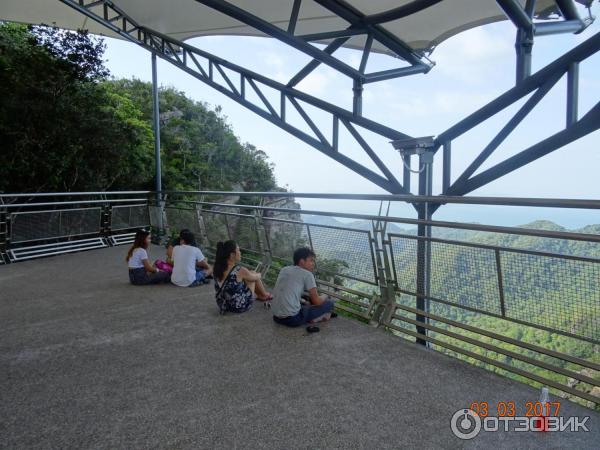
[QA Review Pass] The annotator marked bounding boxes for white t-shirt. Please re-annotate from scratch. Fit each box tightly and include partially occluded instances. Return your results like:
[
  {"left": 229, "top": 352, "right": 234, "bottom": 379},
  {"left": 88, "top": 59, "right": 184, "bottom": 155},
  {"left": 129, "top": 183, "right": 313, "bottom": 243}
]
[
  {"left": 128, "top": 248, "right": 148, "bottom": 269},
  {"left": 272, "top": 265, "right": 316, "bottom": 317},
  {"left": 171, "top": 245, "right": 205, "bottom": 287}
]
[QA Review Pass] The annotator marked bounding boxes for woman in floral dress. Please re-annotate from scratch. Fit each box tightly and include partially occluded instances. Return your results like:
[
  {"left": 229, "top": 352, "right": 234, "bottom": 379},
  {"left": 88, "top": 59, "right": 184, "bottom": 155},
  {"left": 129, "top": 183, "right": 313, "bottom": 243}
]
[{"left": 213, "top": 240, "right": 272, "bottom": 313}]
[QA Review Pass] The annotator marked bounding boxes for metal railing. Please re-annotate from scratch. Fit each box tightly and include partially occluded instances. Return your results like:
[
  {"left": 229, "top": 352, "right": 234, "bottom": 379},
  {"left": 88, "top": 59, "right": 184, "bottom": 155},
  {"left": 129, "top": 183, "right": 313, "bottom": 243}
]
[
  {"left": 0, "top": 192, "right": 152, "bottom": 262},
  {"left": 1, "top": 190, "right": 599, "bottom": 407}
]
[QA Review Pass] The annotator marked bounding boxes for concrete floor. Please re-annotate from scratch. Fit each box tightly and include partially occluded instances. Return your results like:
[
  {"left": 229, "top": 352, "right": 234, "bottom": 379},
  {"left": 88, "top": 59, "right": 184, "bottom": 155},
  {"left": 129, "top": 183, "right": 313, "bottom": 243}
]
[{"left": 1, "top": 245, "right": 598, "bottom": 449}]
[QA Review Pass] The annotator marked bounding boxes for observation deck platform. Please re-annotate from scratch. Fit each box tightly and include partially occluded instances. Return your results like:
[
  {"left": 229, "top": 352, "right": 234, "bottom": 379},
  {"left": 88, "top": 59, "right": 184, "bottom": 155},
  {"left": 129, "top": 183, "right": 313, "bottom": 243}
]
[{"left": 1, "top": 245, "right": 598, "bottom": 449}]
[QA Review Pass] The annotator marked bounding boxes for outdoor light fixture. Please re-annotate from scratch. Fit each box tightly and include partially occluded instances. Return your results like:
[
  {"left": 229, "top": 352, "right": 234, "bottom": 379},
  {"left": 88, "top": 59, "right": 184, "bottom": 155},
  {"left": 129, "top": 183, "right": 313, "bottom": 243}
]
[
  {"left": 391, "top": 136, "right": 435, "bottom": 157},
  {"left": 391, "top": 136, "right": 435, "bottom": 173}
]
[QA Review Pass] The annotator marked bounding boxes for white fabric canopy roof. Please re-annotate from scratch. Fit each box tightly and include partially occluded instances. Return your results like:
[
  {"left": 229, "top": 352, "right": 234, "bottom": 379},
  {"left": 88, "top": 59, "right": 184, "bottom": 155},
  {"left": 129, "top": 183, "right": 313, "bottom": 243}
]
[{"left": 1, "top": 0, "right": 560, "bottom": 54}]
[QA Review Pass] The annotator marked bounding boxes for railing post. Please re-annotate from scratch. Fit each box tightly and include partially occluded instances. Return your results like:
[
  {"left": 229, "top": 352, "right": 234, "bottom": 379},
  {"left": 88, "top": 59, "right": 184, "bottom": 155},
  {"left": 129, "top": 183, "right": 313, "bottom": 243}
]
[
  {"left": 0, "top": 198, "right": 9, "bottom": 263},
  {"left": 254, "top": 208, "right": 271, "bottom": 276},
  {"left": 495, "top": 249, "right": 506, "bottom": 317},
  {"left": 148, "top": 192, "right": 169, "bottom": 245},
  {"left": 370, "top": 208, "right": 397, "bottom": 326},
  {"left": 224, "top": 214, "right": 232, "bottom": 240},
  {"left": 195, "top": 201, "right": 211, "bottom": 250},
  {"left": 101, "top": 204, "right": 112, "bottom": 240},
  {"left": 100, "top": 194, "right": 112, "bottom": 243}
]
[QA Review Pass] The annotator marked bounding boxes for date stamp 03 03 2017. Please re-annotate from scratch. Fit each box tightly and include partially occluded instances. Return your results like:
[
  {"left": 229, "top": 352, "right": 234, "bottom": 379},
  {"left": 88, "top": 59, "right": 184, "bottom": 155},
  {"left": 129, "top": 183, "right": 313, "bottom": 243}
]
[
  {"left": 450, "top": 399, "right": 592, "bottom": 440},
  {"left": 468, "top": 400, "right": 561, "bottom": 418}
]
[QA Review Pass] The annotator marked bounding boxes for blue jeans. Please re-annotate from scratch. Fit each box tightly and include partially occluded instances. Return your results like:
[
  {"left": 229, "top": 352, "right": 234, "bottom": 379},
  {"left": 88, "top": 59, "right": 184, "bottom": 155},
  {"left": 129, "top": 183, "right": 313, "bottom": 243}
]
[
  {"left": 273, "top": 299, "right": 334, "bottom": 327},
  {"left": 188, "top": 269, "right": 207, "bottom": 287}
]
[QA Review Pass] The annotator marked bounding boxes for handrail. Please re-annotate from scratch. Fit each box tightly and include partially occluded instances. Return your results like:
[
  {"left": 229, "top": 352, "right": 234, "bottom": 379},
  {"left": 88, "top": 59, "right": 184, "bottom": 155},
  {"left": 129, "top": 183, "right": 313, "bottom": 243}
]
[
  {"left": 183, "top": 200, "right": 600, "bottom": 243},
  {"left": 4, "top": 198, "right": 150, "bottom": 209},
  {"left": 5, "top": 190, "right": 599, "bottom": 209},
  {"left": 0, "top": 191, "right": 151, "bottom": 198},
  {"left": 163, "top": 190, "right": 600, "bottom": 209}
]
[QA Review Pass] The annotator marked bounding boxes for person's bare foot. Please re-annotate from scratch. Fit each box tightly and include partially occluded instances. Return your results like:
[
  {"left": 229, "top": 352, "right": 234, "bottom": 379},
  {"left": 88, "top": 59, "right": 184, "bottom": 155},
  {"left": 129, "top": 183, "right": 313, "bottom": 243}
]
[
  {"left": 309, "top": 313, "right": 331, "bottom": 323},
  {"left": 256, "top": 293, "right": 273, "bottom": 301}
]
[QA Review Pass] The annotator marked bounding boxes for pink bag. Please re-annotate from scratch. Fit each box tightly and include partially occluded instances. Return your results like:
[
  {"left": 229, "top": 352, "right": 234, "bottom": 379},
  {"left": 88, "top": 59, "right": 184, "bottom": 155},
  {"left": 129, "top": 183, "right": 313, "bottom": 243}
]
[{"left": 154, "top": 259, "right": 173, "bottom": 273}]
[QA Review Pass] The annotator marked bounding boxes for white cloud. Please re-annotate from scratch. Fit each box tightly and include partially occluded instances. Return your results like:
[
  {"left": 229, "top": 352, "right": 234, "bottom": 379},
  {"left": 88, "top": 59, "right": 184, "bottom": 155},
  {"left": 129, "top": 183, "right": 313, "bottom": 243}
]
[
  {"left": 433, "top": 24, "right": 513, "bottom": 83},
  {"left": 296, "top": 71, "right": 333, "bottom": 95},
  {"left": 258, "top": 51, "right": 286, "bottom": 71},
  {"left": 370, "top": 86, "right": 492, "bottom": 119}
]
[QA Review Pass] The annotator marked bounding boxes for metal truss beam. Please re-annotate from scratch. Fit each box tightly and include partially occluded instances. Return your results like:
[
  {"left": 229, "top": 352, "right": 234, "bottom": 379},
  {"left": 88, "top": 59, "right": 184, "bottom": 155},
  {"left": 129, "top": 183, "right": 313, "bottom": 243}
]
[
  {"left": 193, "top": 0, "right": 363, "bottom": 81},
  {"left": 436, "top": 31, "right": 600, "bottom": 200},
  {"left": 496, "top": 0, "right": 534, "bottom": 31},
  {"left": 194, "top": 0, "right": 431, "bottom": 88},
  {"left": 454, "top": 101, "right": 600, "bottom": 195},
  {"left": 447, "top": 73, "right": 562, "bottom": 194},
  {"left": 313, "top": 0, "right": 426, "bottom": 66},
  {"left": 59, "top": 0, "right": 410, "bottom": 194},
  {"left": 287, "top": 36, "right": 350, "bottom": 87},
  {"left": 556, "top": 0, "right": 583, "bottom": 21},
  {"left": 437, "top": 31, "right": 600, "bottom": 145},
  {"left": 287, "top": 0, "right": 302, "bottom": 34},
  {"left": 298, "top": 28, "right": 364, "bottom": 41}
]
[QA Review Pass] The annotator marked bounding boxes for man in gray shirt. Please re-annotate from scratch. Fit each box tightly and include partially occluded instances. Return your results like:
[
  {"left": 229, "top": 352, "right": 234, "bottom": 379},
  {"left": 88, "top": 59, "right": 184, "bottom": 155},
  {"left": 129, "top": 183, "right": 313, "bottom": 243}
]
[{"left": 272, "top": 247, "right": 335, "bottom": 327}]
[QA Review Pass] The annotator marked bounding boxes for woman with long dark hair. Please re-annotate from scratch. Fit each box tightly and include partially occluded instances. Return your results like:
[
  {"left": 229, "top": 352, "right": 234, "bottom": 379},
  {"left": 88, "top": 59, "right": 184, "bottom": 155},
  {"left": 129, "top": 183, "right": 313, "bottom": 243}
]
[
  {"left": 213, "top": 240, "right": 271, "bottom": 313},
  {"left": 126, "top": 229, "right": 171, "bottom": 285}
]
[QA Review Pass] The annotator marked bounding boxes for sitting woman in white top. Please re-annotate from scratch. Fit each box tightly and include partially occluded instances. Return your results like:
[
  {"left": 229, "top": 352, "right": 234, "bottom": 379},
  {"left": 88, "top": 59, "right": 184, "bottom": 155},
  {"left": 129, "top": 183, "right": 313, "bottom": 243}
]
[
  {"left": 126, "top": 229, "right": 171, "bottom": 285},
  {"left": 171, "top": 230, "right": 213, "bottom": 287}
]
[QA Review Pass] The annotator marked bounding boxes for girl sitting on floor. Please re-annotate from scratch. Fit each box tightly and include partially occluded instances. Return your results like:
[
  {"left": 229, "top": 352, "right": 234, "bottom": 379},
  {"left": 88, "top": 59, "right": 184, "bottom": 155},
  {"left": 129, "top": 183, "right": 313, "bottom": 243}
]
[
  {"left": 126, "top": 229, "right": 171, "bottom": 285},
  {"left": 213, "top": 240, "right": 271, "bottom": 314}
]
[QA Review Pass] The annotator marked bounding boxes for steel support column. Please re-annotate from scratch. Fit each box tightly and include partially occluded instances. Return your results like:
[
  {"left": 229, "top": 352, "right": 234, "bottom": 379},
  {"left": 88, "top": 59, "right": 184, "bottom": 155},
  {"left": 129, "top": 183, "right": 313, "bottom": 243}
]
[
  {"left": 514, "top": 0, "right": 535, "bottom": 83},
  {"left": 416, "top": 150, "right": 434, "bottom": 346},
  {"left": 151, "top": 53, "right": 164, "bottom": 233},
  {"left": 515, "top": 28, "right": 533, "bottom": 83},
  {"left": 353, "top": 79, "right": 363, "bottom": 116},
  {"left": 567, "top": 62, "right": 579, "bottom": 127}
]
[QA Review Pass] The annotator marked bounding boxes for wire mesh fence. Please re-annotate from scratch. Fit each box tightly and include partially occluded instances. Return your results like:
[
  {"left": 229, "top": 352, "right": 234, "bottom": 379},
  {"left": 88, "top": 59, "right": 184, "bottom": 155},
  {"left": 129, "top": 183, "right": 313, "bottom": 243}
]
[
  {"left": 263, "top": 218, "right": 309, "bottom": 262},
  {"left": 164, "top": 207, "right": 202, "bottom": 237},
  {"left": 111, "top": 205, "right": 150, "bottom": 231},
  {"left": 148, "top": 206, "right": 163, "bottom": 229},
  {"left": 500, "top": 251, "right": 600, "bottom": 342},
  {"left": 388, "top": 233, "right": 600, "bottom": 343},
  {"left": 429, "top": 240, "right": 501, "bottom": 315},
  {"left": 10, "top": 208, "right": 101, "bottom": 243},
  {"left": 227, "top": 215, "right": 261, "bottom": 253},
  {"left": 307, "top": 224, "right": 376, "bottom": 285},
  {"left": 200, "top": 210, "right": 230, "bottom": 248},
  {"left": 388, "top": 234, "right": 417, "bottom": 293}
]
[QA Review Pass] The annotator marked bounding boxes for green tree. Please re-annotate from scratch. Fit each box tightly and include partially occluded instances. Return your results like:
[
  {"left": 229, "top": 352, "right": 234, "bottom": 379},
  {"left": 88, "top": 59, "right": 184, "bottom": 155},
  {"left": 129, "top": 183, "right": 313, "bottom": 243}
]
[
  {"left": 0, "top": 24, "right": 154, "bottom": 192},
  {"left": 107, "top": 79, "right": 278, "bottom": 192}
]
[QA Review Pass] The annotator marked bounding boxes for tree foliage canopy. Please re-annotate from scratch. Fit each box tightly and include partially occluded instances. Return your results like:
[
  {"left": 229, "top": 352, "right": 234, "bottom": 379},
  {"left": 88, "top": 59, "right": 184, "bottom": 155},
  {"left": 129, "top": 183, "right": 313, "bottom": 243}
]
[{"left": 0, "top": 24, "right": 278, "bottom": 193}]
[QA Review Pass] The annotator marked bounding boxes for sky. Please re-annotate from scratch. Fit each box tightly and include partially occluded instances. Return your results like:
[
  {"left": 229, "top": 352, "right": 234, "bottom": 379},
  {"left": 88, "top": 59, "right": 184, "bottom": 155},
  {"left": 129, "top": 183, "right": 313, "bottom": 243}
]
[{"left": 101, "top": 5, "right": 600, "bottom": 229}]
